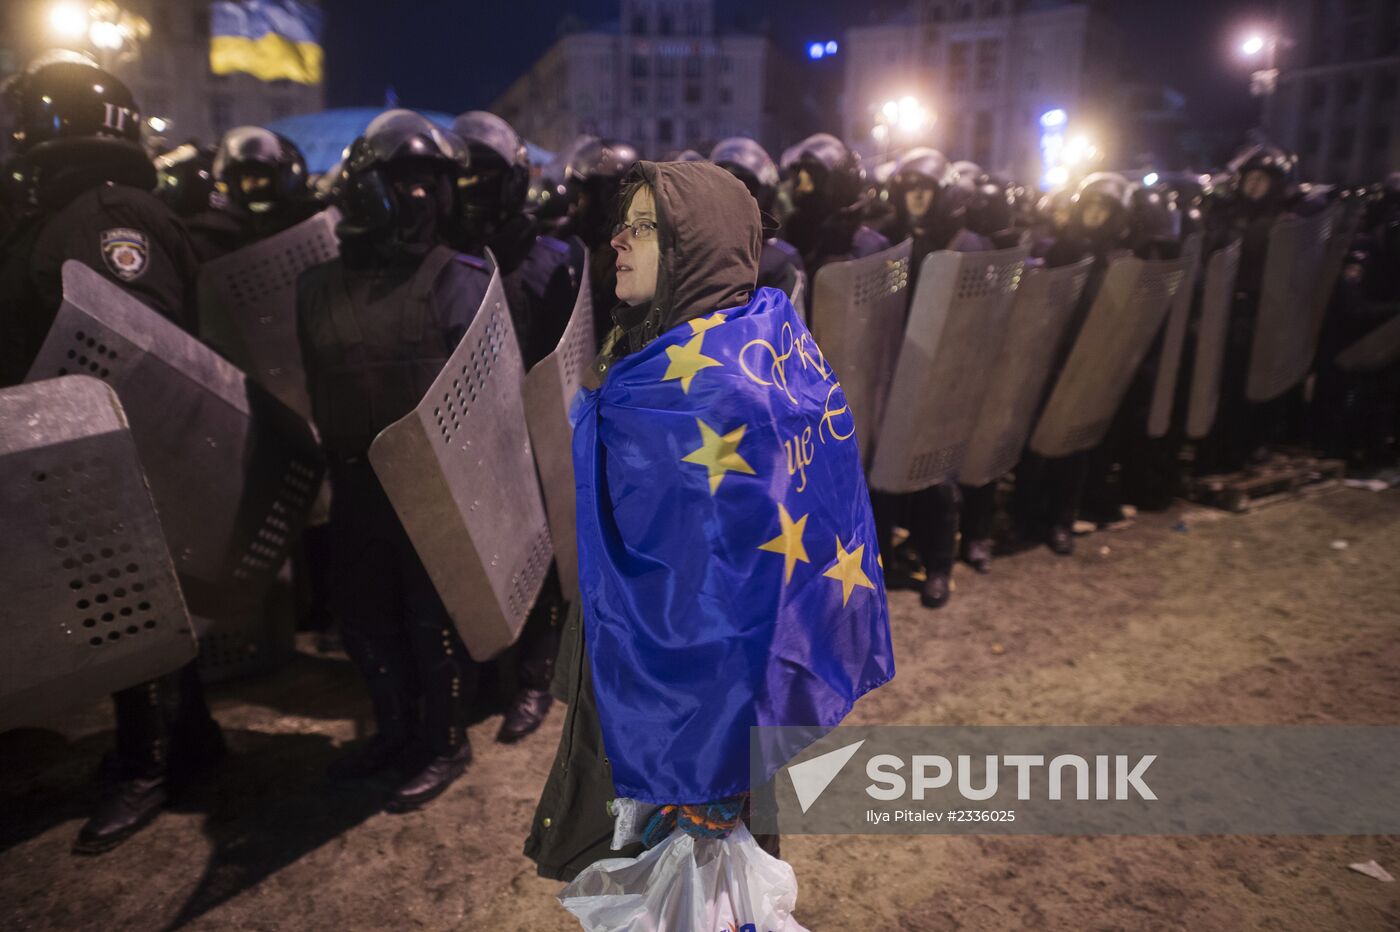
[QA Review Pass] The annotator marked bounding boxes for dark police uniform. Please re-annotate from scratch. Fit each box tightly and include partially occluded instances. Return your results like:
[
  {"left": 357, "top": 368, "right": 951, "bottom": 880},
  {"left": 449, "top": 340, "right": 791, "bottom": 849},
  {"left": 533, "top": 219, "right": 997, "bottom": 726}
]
[{"left": 297, "top": 245, "right": 491, "bottom": 764}]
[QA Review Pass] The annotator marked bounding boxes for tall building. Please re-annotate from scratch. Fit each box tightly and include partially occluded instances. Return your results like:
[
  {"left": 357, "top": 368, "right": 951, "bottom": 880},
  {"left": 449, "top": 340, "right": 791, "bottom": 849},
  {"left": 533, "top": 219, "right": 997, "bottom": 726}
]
[
  {"left": 1265, "top": 0, "right": 1400, "bottom": 183},
  {"left": 0, "top": 0, "right": 324, "bottom": 156},
  {"left": 492, "top": 0, "right": 811, "bottom": 159},
  {"left": 842, "top": 0, "right": 1121, "bottom": 182}
]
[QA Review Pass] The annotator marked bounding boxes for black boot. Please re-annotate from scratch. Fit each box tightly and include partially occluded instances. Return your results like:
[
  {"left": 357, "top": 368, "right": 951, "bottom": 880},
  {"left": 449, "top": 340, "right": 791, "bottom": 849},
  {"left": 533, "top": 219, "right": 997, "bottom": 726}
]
[
  {"left": 497, "top": 688, "right": 554, "bottom": 743},
  {"left": 920, "top": 573, "right": 951, "bottom": 609},
  {"left": 73, "top": 774, "right": 167, "bottom": 855},
  {"left": 386, "top": 739, "right": 473, "bottom": 813},
  {"left": 1047, "top": 524, "right": 1075, "bottom": 555},
  {"left": 961, "top": 539, "right": 994, "bottom": 574}
]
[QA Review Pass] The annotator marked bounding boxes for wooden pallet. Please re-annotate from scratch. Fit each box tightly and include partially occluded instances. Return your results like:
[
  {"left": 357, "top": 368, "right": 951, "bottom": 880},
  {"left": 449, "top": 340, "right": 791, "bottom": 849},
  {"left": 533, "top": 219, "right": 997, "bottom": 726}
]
[{"left": 1186, "top": 454, "right": 1347, "bottom": 512}]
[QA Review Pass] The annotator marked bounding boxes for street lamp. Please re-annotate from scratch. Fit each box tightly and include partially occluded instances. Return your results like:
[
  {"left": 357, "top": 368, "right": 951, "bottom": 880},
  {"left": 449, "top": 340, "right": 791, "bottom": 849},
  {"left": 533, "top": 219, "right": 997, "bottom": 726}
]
[{"left": 48, "top": 3, "right": 88, "bottom": 39}]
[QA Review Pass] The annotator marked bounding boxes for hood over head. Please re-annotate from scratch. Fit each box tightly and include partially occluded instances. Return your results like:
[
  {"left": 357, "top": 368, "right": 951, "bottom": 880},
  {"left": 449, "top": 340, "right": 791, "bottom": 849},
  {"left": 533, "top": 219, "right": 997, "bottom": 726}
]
[{"left": 625, "top": 159, "right": 761, "bottom": 336}]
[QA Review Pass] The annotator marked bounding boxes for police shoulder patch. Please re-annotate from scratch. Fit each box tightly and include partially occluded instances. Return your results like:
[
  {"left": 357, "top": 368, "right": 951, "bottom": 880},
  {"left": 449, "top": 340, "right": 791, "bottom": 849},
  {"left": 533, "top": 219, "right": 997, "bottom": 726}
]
[{"left": 100, "top": 228, "right": 149, "bottom": 282}]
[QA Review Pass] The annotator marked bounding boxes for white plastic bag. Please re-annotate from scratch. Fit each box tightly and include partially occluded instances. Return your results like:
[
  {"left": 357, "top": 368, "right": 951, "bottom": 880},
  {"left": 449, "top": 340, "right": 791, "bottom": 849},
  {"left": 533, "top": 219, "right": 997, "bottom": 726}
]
[{"left": 558, "top": 823, "right": 809, "bottom": 932}]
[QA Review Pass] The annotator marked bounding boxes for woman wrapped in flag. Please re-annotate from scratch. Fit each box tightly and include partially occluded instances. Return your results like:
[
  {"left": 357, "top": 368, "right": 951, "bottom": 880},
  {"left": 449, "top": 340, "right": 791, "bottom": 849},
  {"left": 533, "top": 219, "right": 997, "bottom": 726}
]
[{"left": 524, "top": 159, "right": 894, "bottom": 880}]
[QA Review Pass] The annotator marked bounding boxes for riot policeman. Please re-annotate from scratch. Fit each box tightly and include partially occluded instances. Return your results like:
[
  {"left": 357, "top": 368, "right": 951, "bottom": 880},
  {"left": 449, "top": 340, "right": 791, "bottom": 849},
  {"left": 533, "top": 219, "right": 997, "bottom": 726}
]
[
  {"left": 779, "top": 133, "right": 889, "bottom": 280},
  {"left": 1014, "top": 172, "right": 1132, "bottom": 554},
  {"left": 881, "top": 147, "right": 996, "bottom": 607},
  {"left": 450, "top": 109, "right": 578, "bottom": 743},
  {"left": 152, "top": 143, "right": 217, "bottom": 218},
  {"left": 0, "top": 52, "right": 221, "bottom": 854},
  {"left": 297, "top": 110, "right": 489, "bottom": 810},
  {"left": 186, "top": 126, "right": 319, "bottom": 262},
  {"left": 557, "top": 137, "right": 639, "bottom": 348},
  {"left": 1199, "top": 144, "right": 1301, "bottom": 470},
  {"left": 710, "top": 136, "right": 805, "bottom": 299}
]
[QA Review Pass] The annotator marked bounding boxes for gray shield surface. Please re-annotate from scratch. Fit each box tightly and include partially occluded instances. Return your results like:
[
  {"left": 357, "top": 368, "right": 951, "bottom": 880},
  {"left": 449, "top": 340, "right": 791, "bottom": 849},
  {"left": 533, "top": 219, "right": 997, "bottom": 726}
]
[
  {"left": 1246, "top": 205, "right": 1336, "bottom": 402},
  {"left": 0, "top": 375, "right": 196, "bottom": 730},
  {"left": 1185, "top": 240, "right": 1243, "bottom": 438},
  {"left": 196, "top": 208, "right": 340, "bottom": 419},
  {"left": 1146, "top": 232, "right": 1204, "bottom": 437},
  {"left": 1309, "top": 199, "right": 1365, "bottom": 349},
  {"left": 868, "top": 245, "right": 1029, "bottom": 492},
  {"left": 960, "top": 257, "right": 1094, "bottom": 486},
  {"left": 26, "top": 261, "right": 324, "bottom": 618},
  {"left": 1336, "top": 313, "right": 1400, "bottom": 373},
  {"left": 789, "top": 270, "right": 807, "bottom": 322},
  {"left": 522, "top": 254, "right": 594, "bottom": 600},
  {"left": 369, "top": 266, "right": 551, "bottom": 660},
  {"left": 1030, "top": 254, "right": 1190, "bottom": 458},
  {"left": 809, "top": 240, "right": 913, "bottom": 463}
]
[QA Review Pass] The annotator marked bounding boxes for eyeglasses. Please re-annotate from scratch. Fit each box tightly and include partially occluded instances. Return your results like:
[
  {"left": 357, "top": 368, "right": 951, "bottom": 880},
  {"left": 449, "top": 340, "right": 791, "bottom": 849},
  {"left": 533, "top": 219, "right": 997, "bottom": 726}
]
[{"left": 611, "top": 218, "right": 658, "bottom": 240}]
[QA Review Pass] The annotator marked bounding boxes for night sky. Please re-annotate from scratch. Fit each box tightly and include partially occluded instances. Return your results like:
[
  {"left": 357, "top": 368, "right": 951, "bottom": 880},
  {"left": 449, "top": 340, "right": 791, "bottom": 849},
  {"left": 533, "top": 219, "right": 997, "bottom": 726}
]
[{"left": 323, "top": 0, "right": 1277, "bottom": 137}]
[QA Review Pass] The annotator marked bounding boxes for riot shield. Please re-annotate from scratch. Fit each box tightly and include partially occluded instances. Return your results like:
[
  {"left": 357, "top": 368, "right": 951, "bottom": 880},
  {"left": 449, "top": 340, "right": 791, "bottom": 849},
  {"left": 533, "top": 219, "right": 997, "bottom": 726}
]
[
  {"left": 1309, "top": 198, "right": 1365, "bottom": 349},
  {"left": 960, "top": 257, "right": 1093, "bottom": 486},
  {"left": 522, "top": 253, "right": 594, "bottom": 599},
  {"left": 809, "top": 240, "right": 913, "bottom": 463},
  {"left": 789, "top": 270, "right": 807, "bottom": 323},
  {"left": 0, "top": 375, "right": 196, "bottom": 730},
  {"left": 1185, "top": 240, "right": 1243, "bottom": 439},
  {"left": 369, "top": 265, "right": 551, "bottom": 660},
  {"left": 196, "top": 208, "right": 340, "bottom": 419},
  {"left": 1336, "top": 313, "right": 1400, "bottom": 373},
  {"left": 1245, "top": 205, "right": 1336, "bottom": 402},
  {"left": 868, "top": 245, "right": 1028, "bottom": 492},
  {"left": 26, "top": 261, "right": 324, "bottom": 618},
  {"left": 1030, "top": 254, "right": 1190, "bottom": 458},
  {"left": 1146, "top": 232, "right": 1204, "bottom": 437}
]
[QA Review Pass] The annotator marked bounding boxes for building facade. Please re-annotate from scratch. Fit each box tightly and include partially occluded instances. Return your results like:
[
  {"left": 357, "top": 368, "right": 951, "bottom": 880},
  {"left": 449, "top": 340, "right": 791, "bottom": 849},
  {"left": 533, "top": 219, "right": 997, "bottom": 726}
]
[
  {"left": 842, "top": 0, "right": 1121, "bottom": 183},
  {"left": 492, "top": 0, "right": 808, "bottom": 159},
  {"left": 1265, "top": 0, "right": 1400, "bottom": 183},
  {"left": 1, "top": 0, "right": 324, "bottom": 156}
]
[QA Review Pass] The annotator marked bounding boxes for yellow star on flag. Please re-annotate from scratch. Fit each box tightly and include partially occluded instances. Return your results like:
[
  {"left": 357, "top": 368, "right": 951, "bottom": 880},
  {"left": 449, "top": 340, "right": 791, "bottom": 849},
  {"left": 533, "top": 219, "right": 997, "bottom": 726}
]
[
  {"left": 689, "top": 312, "right": 727, "bottom": 335},
  {"left": 681, "top": 418, "right": 756, "bottom": 493},
  {"left": 823, "top": 536, "right": 876, "bottom": 606},
  {"left": 758, "top": 503, "right": 810, "bottom": 584},
  {"left": 662, "top": 333, "right": 722, "bottom": 393}
]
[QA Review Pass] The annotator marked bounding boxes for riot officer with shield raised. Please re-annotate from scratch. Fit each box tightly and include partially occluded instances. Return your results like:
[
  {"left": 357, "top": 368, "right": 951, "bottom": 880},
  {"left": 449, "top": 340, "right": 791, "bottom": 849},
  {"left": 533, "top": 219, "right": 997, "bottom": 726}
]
[
  {"left": 297, "top": 110, "right": 489, "bottom": 810},
  {"left": 779, "top": 133, "right": 890, "bottom": 282},
  {"left": 710, "top": 136, "right": 806, "bottom": 299},
  {"left": 880, "top": 149, "right": 998, "bottom": 607},
  {"left": 449, "top": 109, "right": 578, "bottom": 743},
  {"left": 1014, "top": 172, "right": 1132, "bottom": 554},
  {"left": 0, "top": 52, "right": 223, "bottom": 853}
]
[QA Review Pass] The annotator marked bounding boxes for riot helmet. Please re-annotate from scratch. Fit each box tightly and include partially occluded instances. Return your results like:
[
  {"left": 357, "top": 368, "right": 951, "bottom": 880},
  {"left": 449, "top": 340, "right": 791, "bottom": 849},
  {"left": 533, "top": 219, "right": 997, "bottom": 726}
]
[
  {"left": 336, "top": 109, "right": 461, "bottom": 250},
  {"left": 450, "top": 110, "right": 530, "bottom": 240},
  {"left": 4, "top": 51, "right": 141, "bottom": 154},
  {"left": 1072, "top": 172, "right": 1130, "bottom": 241},
  {"left": 564, "top": 137, "right": 639, "bottom": 248},
  {"left": 153, "top": 143, "right": 216, "bottom": 217},
  {"left": 889, "top": 147, "right": 950, "bottom": 228},
  {"left": 966, "top": 173, "right": 1016, "bottom": 237},
  {"left": 1228, "top": 143, "right": 1297, "bottom": 206},
  {"left": 213, "top": 126, "right": 308, "bottom": 214},
  {"left": 782, "top": 132, "right": 864, "bottom": 217},
  {"left": 710, "top": 136, "right": 780, "bottom": 214},
  {"left": 1037, "top": 189, "right": 1074, "bottom": 234},
  {"left": 1128, "top": 184, "right": 1179, "bottom": 243}
]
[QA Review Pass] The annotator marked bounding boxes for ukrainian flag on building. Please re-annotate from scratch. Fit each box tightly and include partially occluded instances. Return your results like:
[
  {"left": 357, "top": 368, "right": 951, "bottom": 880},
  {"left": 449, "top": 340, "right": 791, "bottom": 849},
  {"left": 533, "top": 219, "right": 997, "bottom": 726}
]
[{"left": 210, "top": 1, "right": 324, "bottom": 85}]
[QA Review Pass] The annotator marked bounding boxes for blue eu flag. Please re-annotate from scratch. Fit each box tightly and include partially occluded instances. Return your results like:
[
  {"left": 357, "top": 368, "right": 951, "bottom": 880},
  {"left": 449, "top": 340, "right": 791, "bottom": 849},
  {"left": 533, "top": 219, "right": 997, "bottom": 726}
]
[{"left": 573, "top": 287, "right": 895, "bottom": 805}]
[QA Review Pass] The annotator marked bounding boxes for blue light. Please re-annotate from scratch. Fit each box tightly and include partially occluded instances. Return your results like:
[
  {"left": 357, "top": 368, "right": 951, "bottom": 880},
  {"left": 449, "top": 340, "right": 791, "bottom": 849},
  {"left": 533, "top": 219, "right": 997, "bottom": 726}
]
[
  {"left": 808, "top": 42, "right": 825, "bottom": 60},
  {"left": 1040, "top": 108, "right": 1068, "bottom": 129},
  {"left": 825, "top": 40, "right": 838, "bottom": 55}
]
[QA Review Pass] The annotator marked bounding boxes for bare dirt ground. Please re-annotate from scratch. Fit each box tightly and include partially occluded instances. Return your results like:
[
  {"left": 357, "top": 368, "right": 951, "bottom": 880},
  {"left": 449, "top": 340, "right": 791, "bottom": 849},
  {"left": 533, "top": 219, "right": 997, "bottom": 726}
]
[{"left": 3, "top": 487, "right": 1399, "bottom": 931}]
